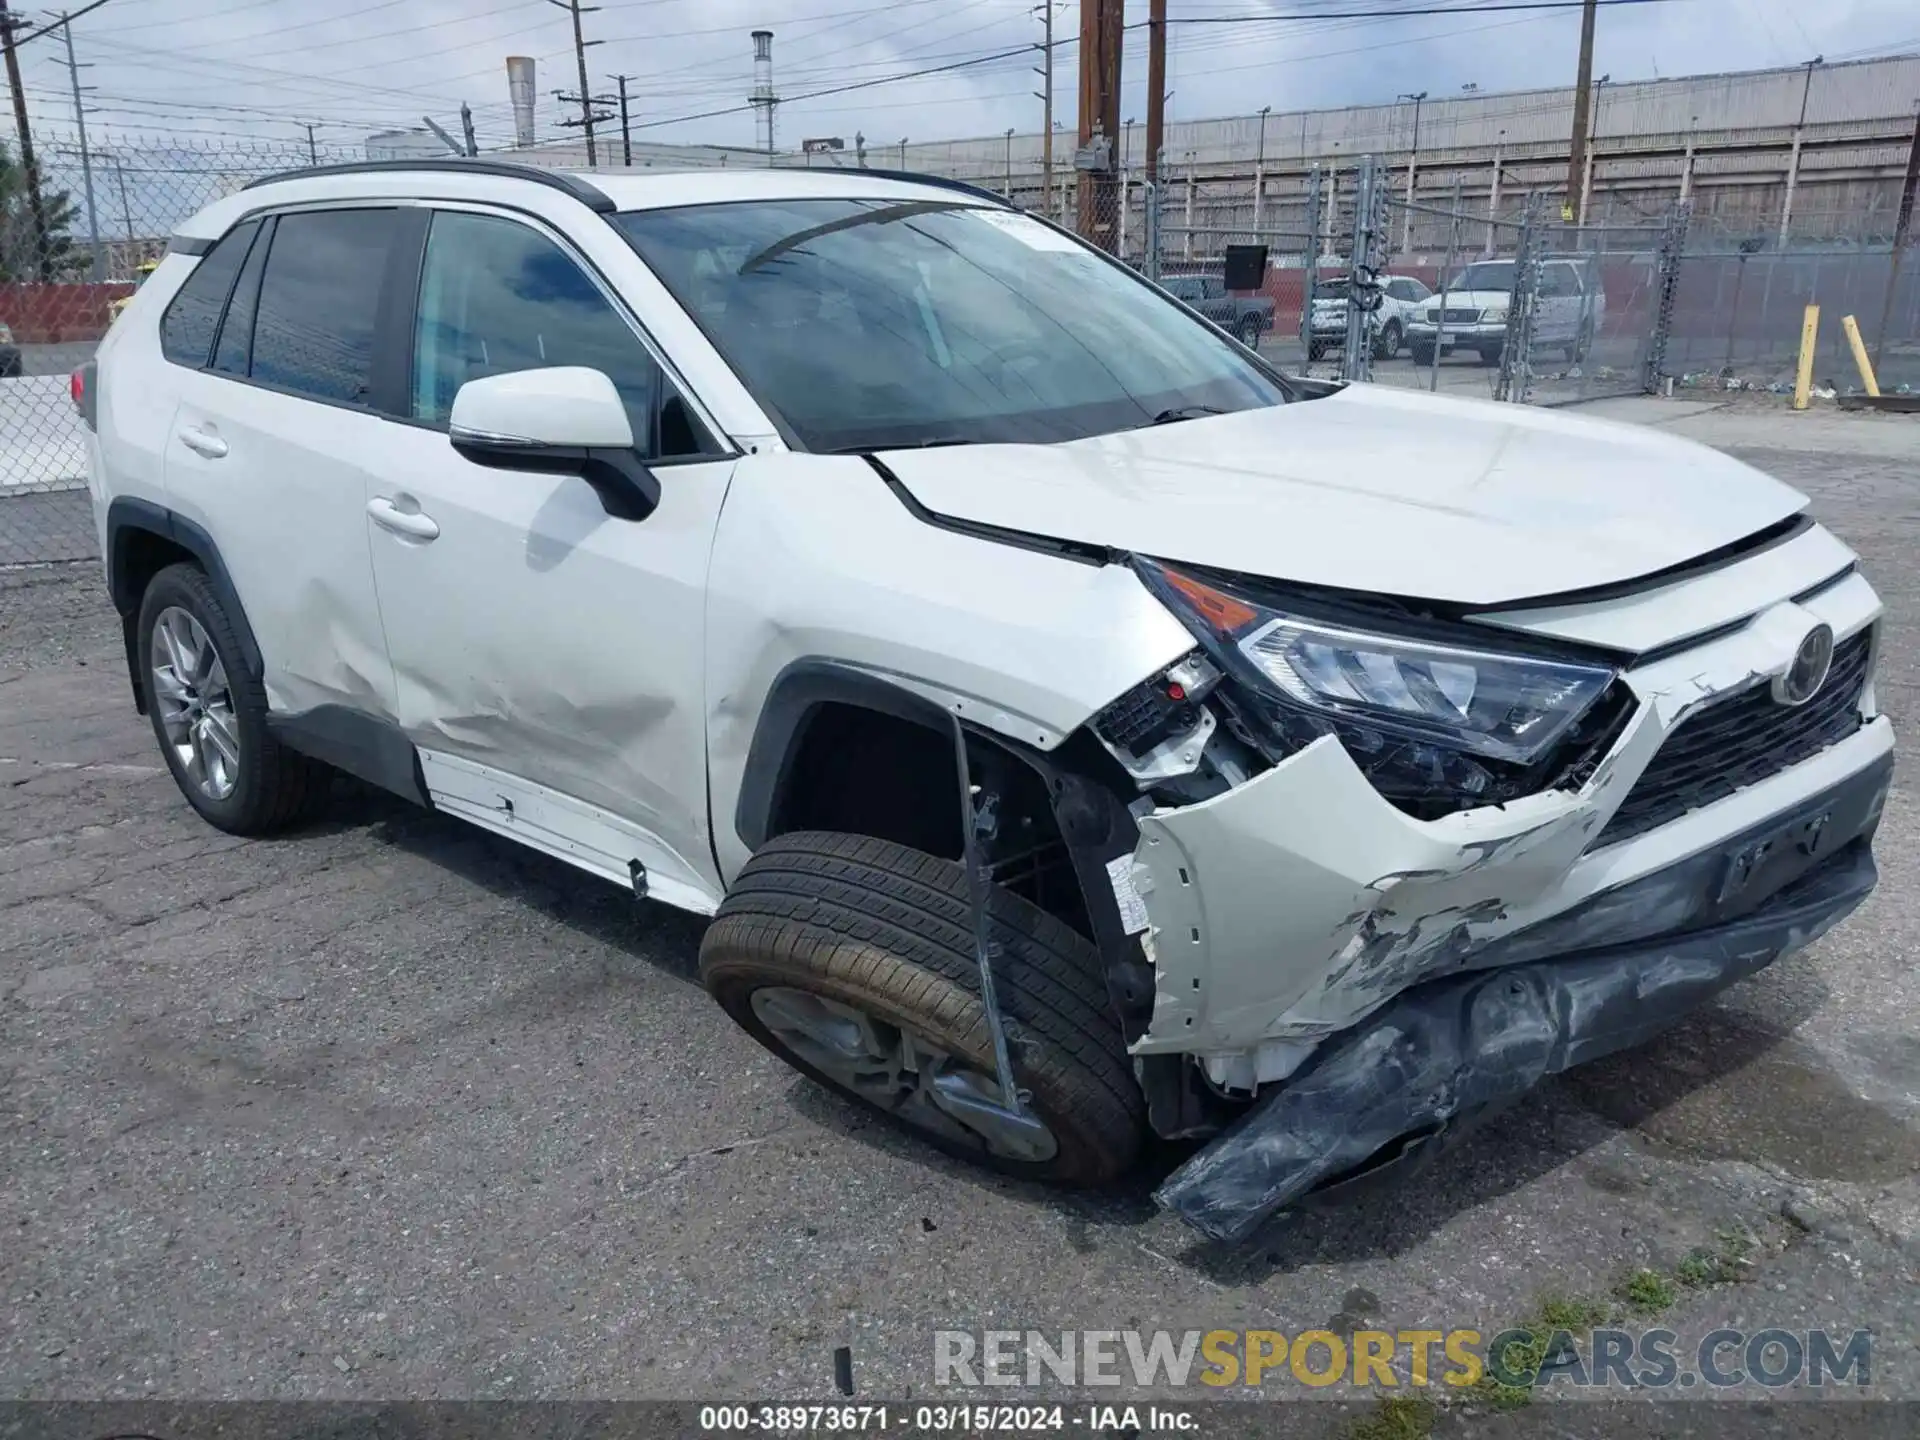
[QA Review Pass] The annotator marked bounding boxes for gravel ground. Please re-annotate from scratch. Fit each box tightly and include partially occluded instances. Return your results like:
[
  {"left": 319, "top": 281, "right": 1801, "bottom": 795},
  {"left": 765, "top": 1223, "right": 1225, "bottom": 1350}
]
[{"left": 2, "top": 406, "right": 1917, "bottom": 1428}]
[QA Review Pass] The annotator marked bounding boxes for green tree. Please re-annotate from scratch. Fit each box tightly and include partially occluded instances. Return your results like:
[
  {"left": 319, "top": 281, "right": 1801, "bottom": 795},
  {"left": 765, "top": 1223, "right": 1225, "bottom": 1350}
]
[{"left": 1, "top": 140, "right": 86, "bottom": 281}]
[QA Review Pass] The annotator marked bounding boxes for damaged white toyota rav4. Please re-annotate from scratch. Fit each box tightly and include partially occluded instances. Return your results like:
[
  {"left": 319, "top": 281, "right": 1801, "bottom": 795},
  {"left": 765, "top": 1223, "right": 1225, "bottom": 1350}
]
[{"left": 80, "top": 162, "right": 1891, "bottom": 1243}]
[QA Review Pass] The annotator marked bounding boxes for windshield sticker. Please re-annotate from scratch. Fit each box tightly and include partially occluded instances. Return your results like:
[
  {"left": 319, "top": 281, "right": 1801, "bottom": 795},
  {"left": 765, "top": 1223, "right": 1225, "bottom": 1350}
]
[{"left": 971, "top": 210, "right": 1086, "bottom": 253}]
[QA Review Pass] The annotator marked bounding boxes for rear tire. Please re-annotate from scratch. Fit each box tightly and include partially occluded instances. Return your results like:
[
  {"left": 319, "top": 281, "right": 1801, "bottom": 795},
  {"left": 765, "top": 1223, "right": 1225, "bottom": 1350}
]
[
  {"left": 700, "top": 830, "right": 1146, "bottom": 1185},
  {"left": 137, "top": 562, "right": 329, "bottom": 835},
  {"left": 1307, "top": 340, "right": 1328, "bottom": 363},
  {"left": 1478, "top": 343, "right": 1504, "bottom": 366},
  {"left": 1235, "top": 314, "right": 1264, "bottom": 348},
  {"left": 1409, "top": 342, "right": 1436, "bottom": 367}
]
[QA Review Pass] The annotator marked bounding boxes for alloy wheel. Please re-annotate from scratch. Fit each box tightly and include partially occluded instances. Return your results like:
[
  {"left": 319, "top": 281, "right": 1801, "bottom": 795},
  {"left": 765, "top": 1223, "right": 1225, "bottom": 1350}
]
[
  {"left": 150, "top": 606, "right": 241, "bottom": 801},
  {"left": 750, "top": 985, "right": 1059, "bottom": 1162}
]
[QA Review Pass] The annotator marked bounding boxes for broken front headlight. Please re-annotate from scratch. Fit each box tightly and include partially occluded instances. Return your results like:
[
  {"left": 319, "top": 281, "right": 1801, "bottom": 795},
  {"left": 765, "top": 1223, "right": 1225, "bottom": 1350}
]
[{"left": 1138, "top": 559, "right": 1623, "bottom": 810}]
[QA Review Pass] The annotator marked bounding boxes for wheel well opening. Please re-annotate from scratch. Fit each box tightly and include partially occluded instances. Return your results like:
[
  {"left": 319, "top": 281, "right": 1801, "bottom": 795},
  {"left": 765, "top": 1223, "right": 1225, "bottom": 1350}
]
[
  {"left": 769, "top": 703, "right": 1092, "bottom": 938},
  {"left": 112, "top": 527, "right": 197, "bottom": 616}
]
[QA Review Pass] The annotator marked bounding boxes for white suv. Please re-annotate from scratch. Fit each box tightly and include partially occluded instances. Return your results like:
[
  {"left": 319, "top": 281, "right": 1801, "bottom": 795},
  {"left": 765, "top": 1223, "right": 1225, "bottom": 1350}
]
[
  {"left": 1407, "top": 257, "right": 1607, "bottom": 366},
  {"left": 77, "top": 162, "right": 1891, "bottom": 1243}
]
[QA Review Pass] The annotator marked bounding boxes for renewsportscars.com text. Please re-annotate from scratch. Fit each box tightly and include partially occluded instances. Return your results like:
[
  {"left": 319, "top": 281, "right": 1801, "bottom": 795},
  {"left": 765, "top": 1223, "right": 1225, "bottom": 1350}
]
[{"left": 934, "top": 1327, "right": 1872, "bottom": 1391}]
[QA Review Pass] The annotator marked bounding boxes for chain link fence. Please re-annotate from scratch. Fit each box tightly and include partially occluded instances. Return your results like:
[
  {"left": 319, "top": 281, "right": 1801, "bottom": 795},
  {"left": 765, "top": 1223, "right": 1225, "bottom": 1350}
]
[{"left": 1664, "top": 214, "right": 1920, "bottom": 400}]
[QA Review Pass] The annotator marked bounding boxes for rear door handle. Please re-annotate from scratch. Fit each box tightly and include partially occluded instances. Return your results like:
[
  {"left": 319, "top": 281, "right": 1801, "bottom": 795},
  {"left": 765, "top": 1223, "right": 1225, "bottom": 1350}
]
[
  {"left": 177, "top": 426, "right": 228, "bottom": 459},
  {"left": 367, "top": 496, "right": 440, "bottom": 542}
]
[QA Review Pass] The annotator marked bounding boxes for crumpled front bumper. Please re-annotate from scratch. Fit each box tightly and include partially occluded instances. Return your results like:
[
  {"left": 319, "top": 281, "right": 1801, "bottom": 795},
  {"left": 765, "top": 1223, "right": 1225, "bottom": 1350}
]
[{"left": 1154, "top": 784, "right": 1884, "bottom": 1244}]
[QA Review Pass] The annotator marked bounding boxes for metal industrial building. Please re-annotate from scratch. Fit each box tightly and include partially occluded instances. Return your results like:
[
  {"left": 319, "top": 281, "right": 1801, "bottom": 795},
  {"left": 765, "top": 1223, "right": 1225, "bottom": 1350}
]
[{"left": 391, "top": 51, "right": 1920, "bottom": 254}]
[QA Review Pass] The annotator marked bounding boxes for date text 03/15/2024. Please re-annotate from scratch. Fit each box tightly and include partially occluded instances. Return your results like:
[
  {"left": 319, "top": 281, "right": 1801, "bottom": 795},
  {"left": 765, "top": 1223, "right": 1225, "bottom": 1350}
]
[{"left": 697, "top": 1405, "right": 1197, "bottom": 1433}]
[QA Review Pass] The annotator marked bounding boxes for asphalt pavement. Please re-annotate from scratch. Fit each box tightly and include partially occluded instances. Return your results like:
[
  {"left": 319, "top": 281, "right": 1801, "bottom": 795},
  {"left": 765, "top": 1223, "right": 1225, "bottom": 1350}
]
[{"left": 1, "top": 399, "right": 1916, "bottom": 1424}]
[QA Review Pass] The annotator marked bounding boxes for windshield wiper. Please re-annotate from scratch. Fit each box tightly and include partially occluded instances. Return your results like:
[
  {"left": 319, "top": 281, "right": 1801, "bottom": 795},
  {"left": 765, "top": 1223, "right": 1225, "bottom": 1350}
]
[
  {"left": 825, "top": 436, "right": 975, "bottom": 455},
  {"left": 1146, "top": 406, "right": 1226, "bottom": 426}
]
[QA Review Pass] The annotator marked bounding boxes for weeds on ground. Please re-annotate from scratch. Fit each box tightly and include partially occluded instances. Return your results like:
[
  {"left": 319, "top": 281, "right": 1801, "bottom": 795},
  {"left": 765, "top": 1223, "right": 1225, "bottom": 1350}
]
[{"left": 1344, "top": 1394, "right": 1437, "bottom": 1440}]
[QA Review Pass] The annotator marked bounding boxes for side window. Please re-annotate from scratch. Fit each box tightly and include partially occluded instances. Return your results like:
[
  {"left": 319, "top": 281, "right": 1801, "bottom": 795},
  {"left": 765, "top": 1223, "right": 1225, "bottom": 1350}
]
[
  {"left": 1163, "top": 277, "right": 1200, "bottom": 302},
  {"left": 1386, "top": 280, "right": 1411, "bottom": 302},
  {"left": 411, "top": 209, "right": 718, "bottom": 460},
  {"left": 1541, "top": 264, "right": 1578, "bottom": 297},
  {"left": 158, "top": 219, "right": 259, "bottom": 368},
  {"left": 250, "top": 208, "right": 399, "bottom": 406},
  {"left": 212, "top": 218, "right": 271, "bottom": 377},
  {"left": 1403, "top": 278, "right": 1432, "bottom": 301}
]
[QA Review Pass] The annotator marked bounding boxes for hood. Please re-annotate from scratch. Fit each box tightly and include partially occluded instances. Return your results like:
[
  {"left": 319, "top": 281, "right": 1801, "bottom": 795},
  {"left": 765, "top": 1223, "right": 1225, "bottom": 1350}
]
[
  {"left": 876, "top": 385, "right": 1806, "bottom": 607},
  {"left": 1422, "top": 289, "right": 1507, "bottom": 307}
]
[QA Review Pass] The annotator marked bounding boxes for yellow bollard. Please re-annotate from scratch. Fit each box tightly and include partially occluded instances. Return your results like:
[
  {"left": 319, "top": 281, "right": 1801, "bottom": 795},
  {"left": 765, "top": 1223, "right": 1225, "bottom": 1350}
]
[
  {"left": 1841, "top": 315, "right": 1881, "bottom": 397},
  {"left": 1793, "top": 304, "right": 1820, "bottom": 410}
]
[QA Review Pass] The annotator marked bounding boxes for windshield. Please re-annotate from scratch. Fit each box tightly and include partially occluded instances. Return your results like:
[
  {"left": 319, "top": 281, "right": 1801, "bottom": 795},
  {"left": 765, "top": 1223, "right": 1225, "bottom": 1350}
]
[
  {"left": 1444, "top": 261, "right": 1515, "bottom": 293},
  {"left": 614, "top": 198, "right": 1289, "bottom": 453}
]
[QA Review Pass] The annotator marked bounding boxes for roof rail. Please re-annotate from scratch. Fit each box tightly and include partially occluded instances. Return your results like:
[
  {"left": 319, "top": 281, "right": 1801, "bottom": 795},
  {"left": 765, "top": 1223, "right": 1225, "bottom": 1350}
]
[
  {"left": 845, "top": 167, "right": 1015, "bottom": 208},
  {"left": 242, "top": 158, "right": 615, "bottom": 213}
]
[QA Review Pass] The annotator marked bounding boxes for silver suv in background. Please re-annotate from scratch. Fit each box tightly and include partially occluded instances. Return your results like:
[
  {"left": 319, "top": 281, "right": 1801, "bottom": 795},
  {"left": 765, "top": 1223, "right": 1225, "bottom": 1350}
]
[{"left": 1407, "top": 257, "right": 1606, "bottom": 366}]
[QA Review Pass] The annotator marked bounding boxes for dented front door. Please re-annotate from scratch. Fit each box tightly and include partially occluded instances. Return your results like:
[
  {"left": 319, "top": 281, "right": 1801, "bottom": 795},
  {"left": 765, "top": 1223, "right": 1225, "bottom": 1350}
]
[
  {"left": 363, "top": 429, "right": 735, "bottom": 900},
  {"left": 363, "top": 204, "right": 734, "bottom": 903}
]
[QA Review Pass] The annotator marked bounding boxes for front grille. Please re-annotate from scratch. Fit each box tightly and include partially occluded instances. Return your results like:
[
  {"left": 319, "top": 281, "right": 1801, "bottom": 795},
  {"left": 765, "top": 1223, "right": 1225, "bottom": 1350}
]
[
  {"left": 1596, "top": 628, "right": 1873, "bottom": 846},
  {"left": 1440, "top": 307, "right": 1481, "bottom": 324}
]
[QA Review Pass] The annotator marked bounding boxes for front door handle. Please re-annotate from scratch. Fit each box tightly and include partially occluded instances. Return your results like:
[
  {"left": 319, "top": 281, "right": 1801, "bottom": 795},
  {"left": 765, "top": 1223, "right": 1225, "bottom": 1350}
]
[
  {"left": 367, "top": 496, "right": 440, "bottom": 542},
  {"left": 177, "top": 426, "right": 228, "bottom": 459}
]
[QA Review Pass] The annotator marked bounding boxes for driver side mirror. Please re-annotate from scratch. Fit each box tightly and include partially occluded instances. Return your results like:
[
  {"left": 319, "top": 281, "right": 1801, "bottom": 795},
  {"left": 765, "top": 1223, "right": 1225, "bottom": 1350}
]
[{"left": 448, "top": 366, "right": 660, "bottom": 522}]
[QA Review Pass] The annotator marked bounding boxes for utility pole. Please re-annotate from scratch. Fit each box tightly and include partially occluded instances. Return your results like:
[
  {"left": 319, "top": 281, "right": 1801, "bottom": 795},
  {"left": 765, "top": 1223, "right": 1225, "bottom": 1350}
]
[
  {"left": 1145, "top": 0, "right": 1167, "bottom": 188},
  {"left": 1033, "top": 3, "right": 1054, "bottom": 206},
  {"left": 1254, "top": 104, "right": 1269, "bottom": 233},
  {"left": 1870, "top": 102, "right": 1920, "bottom": 372},
  {"left": 546, "top": 0, "right": 603, "bottom": 165},
  {"left": 303, "top": 122, "right": 318, "bottom": 164},
  {"left": 55, "top": 12, "right": 103, "bottom": 280},
  {"left": 460, "top": 103, "right": 478, "bottom": 158},
  {"left": 1075, "top": 0, "right": 1123, "bottom": 248},
  {"left": 1780, "top": 56, "right": 1822, "bottom": 244},
  {"left": 1399, "top": 90, "right": 1426, "bottom": 251},
  {"left": 0, "top": 0, "right": 53, "bottom": 280},
  {"left": 1564, "top": 0, "right": 1597, "bottom": 222},
  {"left": 609, "top": 73, "right": 633, "bottom": 166}
]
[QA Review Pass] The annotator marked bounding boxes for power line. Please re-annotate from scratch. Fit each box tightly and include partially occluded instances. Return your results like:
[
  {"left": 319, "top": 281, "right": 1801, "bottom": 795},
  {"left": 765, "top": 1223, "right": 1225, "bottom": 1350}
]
[
  {"left": 6, "top": 0, "right": 114, "bottom": 46},
  {"left": 1134, "top": 0, "right": 1680, "bottom": 23}
]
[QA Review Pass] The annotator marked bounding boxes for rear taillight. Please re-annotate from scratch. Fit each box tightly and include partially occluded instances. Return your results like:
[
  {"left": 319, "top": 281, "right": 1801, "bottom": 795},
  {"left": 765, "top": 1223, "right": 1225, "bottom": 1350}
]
[{"left": 71, "top": 362, "right": 98, "bottom": 430}]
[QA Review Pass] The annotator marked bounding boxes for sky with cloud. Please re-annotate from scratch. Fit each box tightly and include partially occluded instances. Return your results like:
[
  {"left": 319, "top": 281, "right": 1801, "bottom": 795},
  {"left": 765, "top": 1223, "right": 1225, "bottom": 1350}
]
[{"left": 5, "top": 0, "right": 1917, "bottom": 162}]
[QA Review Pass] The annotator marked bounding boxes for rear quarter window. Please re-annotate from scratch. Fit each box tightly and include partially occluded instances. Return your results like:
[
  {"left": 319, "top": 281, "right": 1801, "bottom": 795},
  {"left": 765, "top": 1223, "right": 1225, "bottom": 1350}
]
[{"left": 158, "top": 220, "right": 260, "bottom": 368}]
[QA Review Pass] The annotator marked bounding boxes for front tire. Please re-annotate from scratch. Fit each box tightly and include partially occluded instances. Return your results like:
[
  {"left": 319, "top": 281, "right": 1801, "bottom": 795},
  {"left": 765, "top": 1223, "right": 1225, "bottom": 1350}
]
[
  {"left": 1373, "top": 320, "right": 1403, "bottom": 360},
  {"left": 137, "top": 562, "right": 329, "bottom": 835},
  {"left": 700, "top": 831, "right": 1146, "bottom": 1185},
  {"left": 1235, "top": 314, "right": 1264, "bottom": 348},
  {"left": 1307, "top": 339, "right": 1328, "bottom": 363},
  {"left": 1478, "top": 342, "right": 1505, "bottom": 366},
  {"left": 1409, "top": 342, "right": 1436, "bottom": 367}
]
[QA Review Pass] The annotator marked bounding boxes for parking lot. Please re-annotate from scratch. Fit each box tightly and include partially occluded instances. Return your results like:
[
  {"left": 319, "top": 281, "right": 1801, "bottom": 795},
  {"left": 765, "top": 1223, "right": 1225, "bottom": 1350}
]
[{"left": 2, "top": 398, "right": 1917, "bottom": 1420}]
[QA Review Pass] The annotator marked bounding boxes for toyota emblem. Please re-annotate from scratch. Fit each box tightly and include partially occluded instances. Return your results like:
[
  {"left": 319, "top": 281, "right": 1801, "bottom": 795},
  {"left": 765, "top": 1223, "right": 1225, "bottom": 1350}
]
[{"left": 1773, "top": 622, "right": 1835, "bottom": 707}]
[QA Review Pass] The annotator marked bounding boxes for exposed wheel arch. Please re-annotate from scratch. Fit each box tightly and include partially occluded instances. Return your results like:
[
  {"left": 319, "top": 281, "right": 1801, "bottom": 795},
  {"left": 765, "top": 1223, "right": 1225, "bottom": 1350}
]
[
  {"left": 106, "top": 498, "right": 265, "bottom": 709},
  {"left": 733, "top": 662, "right": 1155, "bottom": 1036}
]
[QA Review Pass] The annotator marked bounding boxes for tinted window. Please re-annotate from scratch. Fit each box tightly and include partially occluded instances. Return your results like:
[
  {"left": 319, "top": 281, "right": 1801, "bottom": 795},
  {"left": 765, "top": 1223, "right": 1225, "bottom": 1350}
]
[
  {"left": 616, "top": 200, "right": 1289, "bottom": 453},
  {"left": 250, "top": 208, "right": 397, "bottom": 405},
  {"left": 411, "top": 210, "right": 717, "bottom": 459},
  {"left": 213, "top": 219, "right": 270, "bottom": 377},
  {"left": 1540, "top": 264, "right": 1579, "bottom": 297},
  {"left": 1403, "top": 278, "right": 1432, "bottom": 300},
  {"left": 1163, "top": 277, "right": 1203, "bottom": 302},
  {"left": 159, "top": 220, "right": 259, "bottom": 368}
]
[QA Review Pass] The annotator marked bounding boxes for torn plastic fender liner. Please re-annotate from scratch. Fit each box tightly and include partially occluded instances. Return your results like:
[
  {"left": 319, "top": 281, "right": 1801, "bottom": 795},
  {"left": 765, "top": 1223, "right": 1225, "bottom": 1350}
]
[{"left": 1153, "top": 838, "right": 1879, "bottom": 1245}]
